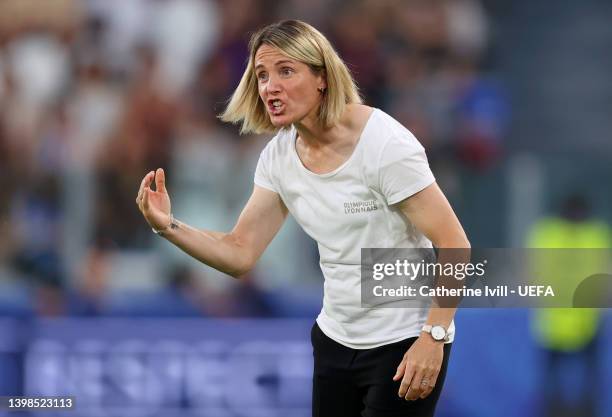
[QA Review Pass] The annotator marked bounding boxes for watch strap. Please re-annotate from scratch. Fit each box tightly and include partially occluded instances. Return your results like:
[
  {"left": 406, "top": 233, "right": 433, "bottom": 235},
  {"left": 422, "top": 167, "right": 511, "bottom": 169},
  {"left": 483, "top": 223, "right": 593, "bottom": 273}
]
[{"left": 421, "top": 324, "right": 449, "bottom": 342}]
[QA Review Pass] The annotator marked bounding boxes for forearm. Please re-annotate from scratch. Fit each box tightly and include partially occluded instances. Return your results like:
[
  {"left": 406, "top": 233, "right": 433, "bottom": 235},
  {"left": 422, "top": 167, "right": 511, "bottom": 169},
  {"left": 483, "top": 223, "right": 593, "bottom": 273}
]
[
  {"left": 425, "top": 237, "right": 471, "bottom": 327},
  {"left": 158, "top": 218, "right": 253, "bottom": 278},
  {"left": 424, "top": 307, "right": 456, "bottom": 329}
]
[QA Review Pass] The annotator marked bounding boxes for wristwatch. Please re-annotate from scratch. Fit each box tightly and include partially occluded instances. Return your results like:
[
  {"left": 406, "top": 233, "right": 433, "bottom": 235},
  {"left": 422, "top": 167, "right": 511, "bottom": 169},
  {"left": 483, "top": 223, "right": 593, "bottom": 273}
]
[{"left": 421, "top": 324, "right": 449, "bottom": 342}]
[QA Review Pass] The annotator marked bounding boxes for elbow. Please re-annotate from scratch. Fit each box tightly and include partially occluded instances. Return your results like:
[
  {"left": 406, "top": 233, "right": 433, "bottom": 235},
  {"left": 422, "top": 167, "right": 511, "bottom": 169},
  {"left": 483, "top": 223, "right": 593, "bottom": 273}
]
[
  {"left": 455, "top": 236, "right": 471, "bottom": 249},
  {"left": 225, "top": 257, "right": 256, "bottom": 279},
  {"left": 227, "top": 267, "right": 251, "bottom": 279},
  {"left": 227, "top": 270, "right": 247, "bottom": 280},
  {"left": 220, "top": 233, "right": 257, "bottom": 279}
]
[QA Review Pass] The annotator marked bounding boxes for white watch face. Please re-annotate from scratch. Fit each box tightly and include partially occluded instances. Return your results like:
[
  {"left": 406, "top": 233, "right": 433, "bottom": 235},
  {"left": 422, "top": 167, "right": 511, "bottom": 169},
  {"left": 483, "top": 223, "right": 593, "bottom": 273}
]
[{"left": 431, "top": 326, "right": 446, "bottom": 341}]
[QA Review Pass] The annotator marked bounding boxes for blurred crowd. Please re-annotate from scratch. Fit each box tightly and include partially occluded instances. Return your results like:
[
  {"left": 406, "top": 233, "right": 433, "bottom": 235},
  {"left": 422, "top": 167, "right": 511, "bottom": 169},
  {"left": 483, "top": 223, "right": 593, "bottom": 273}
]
[{"left": 0, "top": 0, "right": 507, "bottom": 318}]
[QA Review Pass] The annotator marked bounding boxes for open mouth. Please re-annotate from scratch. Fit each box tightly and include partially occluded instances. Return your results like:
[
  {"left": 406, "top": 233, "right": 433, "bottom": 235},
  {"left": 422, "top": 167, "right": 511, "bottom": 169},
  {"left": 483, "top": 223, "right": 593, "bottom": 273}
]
[{"left": 267, "top": 99, "right": 285, "bottom": 115}]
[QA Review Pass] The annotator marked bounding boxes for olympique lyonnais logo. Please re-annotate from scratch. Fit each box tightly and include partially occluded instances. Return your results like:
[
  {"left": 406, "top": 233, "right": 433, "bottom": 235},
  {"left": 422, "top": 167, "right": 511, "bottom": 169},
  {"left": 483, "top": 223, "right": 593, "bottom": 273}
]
[{"left": 344, "top": 200, "right": 379, "bottom": 214}]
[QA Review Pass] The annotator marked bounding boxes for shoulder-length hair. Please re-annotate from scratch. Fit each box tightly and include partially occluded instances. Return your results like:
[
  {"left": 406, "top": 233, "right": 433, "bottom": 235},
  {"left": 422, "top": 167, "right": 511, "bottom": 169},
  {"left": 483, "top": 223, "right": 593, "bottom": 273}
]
[{"left": 219, "top": 19, "right": 361, "bottom": 135}]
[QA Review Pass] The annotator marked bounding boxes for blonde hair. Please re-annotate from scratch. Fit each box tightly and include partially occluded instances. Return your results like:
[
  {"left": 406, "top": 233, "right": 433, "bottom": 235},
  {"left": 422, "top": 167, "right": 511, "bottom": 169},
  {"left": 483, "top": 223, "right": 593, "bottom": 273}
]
[{"left": 219, "top": 20, "right": 362, "bottom": 135}]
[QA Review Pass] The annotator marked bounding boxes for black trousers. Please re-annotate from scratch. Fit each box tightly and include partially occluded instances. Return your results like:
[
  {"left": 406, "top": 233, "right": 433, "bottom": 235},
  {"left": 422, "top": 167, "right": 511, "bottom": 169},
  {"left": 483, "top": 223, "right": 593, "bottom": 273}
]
[{"left": 311, "top": 323, "right": 452, "bottom": 417}]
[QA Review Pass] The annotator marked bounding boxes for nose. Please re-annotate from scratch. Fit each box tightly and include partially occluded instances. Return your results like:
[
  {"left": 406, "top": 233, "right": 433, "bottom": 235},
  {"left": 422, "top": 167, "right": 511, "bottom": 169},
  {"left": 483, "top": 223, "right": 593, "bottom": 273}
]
[{"left": 266, "top": 74, "right": 282, "bottom": 95}]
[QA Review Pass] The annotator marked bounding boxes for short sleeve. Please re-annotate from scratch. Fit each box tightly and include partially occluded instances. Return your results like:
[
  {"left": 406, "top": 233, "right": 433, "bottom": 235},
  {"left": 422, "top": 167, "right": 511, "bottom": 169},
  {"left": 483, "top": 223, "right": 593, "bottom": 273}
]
[
  {"left": 378, "top": 133, "right": 435, "bottom": 205},
  {"left": 254, "top": 144, "right": 278, "bottom": 193}
]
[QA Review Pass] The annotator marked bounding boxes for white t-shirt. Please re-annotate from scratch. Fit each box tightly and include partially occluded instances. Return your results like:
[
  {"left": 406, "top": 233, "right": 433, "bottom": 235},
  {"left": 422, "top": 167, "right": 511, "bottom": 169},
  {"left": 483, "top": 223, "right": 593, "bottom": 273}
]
[{"left": 254, "top": 108, "right": 455, "bottom": 349}]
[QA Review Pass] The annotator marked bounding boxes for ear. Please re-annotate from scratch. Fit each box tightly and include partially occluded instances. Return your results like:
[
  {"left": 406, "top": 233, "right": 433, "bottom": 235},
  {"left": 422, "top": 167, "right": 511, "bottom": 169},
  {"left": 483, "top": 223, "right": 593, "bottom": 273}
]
[{"left": 318, "top": 69, "right": 327, "bottom": 90}]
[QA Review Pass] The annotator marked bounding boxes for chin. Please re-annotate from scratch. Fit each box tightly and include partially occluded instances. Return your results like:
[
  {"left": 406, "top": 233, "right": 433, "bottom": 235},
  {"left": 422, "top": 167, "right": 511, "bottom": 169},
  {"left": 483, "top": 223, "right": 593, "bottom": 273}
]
[{"left": 269, "top": 114, "right": 293, "bottom": 128}]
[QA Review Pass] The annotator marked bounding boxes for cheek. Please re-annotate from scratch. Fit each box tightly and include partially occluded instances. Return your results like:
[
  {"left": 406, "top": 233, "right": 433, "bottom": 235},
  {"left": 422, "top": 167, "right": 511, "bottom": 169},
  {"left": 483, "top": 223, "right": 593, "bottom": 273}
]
[{"left": 289, "top": 83, "right": 319, "bottom": 109}]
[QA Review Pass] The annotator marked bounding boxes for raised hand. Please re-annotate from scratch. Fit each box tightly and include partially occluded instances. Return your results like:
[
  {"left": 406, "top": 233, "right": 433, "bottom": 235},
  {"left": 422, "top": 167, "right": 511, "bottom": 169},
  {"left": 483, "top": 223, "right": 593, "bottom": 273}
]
[{"left": 136, "top": 168, "right": 172, "bottom": 231}]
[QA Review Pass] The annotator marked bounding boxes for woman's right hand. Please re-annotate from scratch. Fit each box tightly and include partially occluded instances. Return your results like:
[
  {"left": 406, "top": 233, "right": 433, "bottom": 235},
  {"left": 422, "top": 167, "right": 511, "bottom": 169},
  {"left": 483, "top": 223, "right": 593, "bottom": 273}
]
[{"left": 136, "top": 168, "right": 172, "bottom": 231}]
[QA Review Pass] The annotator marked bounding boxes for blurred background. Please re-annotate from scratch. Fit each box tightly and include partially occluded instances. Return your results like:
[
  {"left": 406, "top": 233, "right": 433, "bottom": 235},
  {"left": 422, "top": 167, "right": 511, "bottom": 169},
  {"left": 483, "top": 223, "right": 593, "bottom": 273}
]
[{"left": 0, "top": 0, "right": 611, "bottom": 416}]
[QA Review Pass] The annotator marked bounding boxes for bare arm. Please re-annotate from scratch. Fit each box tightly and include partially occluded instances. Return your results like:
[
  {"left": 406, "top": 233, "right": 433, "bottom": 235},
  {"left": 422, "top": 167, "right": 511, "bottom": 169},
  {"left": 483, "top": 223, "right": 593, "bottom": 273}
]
[
  {"left": 136, "top": 169, "right": 288, "bottom": 278},
  {"left": 393, "top": 182, "right": 470, "bottom": 400},
  {"left": 398, "top": 182, "right": 469, "bottom": 251},
  {"left": 398, "top": 181, "right": 470, "bottom": 325}
]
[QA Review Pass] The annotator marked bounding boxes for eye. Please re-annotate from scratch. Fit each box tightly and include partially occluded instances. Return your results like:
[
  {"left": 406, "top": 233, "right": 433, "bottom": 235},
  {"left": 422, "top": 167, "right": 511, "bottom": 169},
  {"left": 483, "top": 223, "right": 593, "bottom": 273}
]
[
  {"left": 280, "top": 67, "right": 294, "bottom": 77},
  {"left": 256, "top": 71, "right": 268, "bottom": 82}
]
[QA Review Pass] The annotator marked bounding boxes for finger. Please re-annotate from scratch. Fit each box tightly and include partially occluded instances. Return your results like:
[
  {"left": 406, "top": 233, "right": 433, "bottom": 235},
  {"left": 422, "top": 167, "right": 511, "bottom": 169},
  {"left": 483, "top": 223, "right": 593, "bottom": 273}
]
[
  {"left": 393, "top": 358, "right": 406, "bottom": 381},
  {"left": 404, "top": 369, "right": 425, "bottom": 401},
  {"left": 143, "top": 187, "right": 150, "bottom": 210},
  {"left": 419, "top": 386, "right": 433, "bottom": 399},
  {"left": 155, "top": 168, "right": 167, "bottom": 193},
  {"left": 138, "top": 187, "right": 147, "bottom": 212},
  {"left": 398, "top": 364, "right": 416, "bottom": 398},
  {"left": 419, "top": 372, "right": 438, "bottom": 399},
  {"left": 136, "top": 171, "right": 154, "bottom": 202},
  {"left": 145, "top": 170, "right": 155, "bottom": 189},
  {"left": 136, "top": 176, "right": 147, "bottom": 202}
]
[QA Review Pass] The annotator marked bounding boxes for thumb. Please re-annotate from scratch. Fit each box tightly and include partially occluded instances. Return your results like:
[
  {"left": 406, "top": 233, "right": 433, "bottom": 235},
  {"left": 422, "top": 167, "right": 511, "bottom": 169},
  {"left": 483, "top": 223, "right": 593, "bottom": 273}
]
[{"left": 155, "top": 168, "right": 167, "bottom": 193}]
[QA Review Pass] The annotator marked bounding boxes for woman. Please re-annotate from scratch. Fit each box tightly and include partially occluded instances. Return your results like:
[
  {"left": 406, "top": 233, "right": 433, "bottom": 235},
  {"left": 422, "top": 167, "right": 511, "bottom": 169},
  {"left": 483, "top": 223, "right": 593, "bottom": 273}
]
[{"left": 136, "top": 19, "right": 469, "bottom": 417}]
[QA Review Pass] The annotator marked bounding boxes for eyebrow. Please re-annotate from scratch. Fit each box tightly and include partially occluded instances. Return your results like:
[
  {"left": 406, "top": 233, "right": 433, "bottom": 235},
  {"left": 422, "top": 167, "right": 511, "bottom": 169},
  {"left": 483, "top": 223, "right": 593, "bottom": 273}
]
[{"left": 254, "top": 59, "right": 296, "bottom": 71}]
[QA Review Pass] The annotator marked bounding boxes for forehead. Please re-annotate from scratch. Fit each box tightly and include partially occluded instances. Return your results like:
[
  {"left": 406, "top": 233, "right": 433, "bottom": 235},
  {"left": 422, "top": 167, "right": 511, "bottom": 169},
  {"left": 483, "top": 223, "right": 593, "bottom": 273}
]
[{"left": 254, "top": 44, "right": 295, "bottom": 66}]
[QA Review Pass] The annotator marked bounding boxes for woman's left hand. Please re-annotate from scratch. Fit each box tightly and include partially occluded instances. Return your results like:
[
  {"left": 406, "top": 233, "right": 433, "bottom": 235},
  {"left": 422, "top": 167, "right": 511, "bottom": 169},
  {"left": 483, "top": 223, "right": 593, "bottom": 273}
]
[{"left": 393, "top": 336, "right": 444, "bottom": 401}]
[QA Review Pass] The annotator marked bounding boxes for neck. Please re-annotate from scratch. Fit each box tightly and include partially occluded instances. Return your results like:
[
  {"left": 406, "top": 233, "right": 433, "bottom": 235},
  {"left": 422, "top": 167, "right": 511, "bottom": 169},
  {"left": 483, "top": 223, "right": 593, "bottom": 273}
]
[{"left": 294, "top": 105, "right": 353, "bottom": 149}]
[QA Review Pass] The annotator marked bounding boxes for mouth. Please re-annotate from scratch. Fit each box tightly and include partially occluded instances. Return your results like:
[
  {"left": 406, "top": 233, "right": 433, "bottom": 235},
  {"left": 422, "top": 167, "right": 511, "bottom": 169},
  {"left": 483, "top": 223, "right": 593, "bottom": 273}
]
[{"left": 267, "top": 98, "right": 285, "bottom": 116}]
